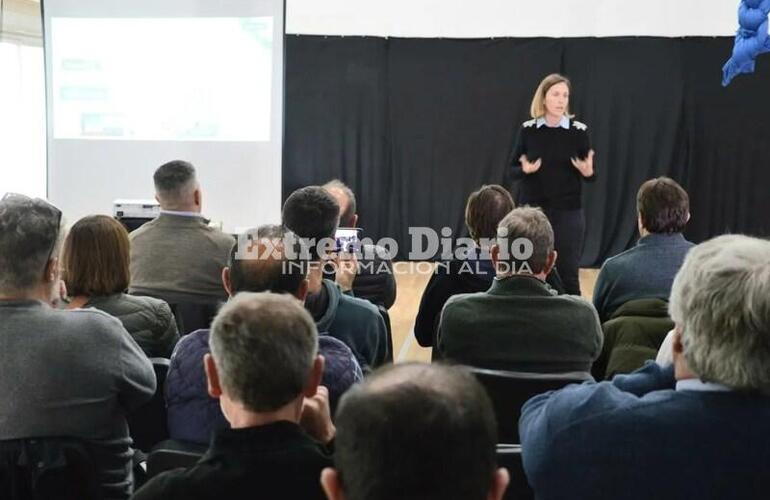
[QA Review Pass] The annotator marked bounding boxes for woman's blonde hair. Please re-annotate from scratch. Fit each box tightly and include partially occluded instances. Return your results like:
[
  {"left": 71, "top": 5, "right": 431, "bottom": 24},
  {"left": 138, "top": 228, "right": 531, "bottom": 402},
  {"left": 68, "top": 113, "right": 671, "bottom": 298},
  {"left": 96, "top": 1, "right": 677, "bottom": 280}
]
[{"left": 529, "top": 73, "right": 573, "bottom": 119}]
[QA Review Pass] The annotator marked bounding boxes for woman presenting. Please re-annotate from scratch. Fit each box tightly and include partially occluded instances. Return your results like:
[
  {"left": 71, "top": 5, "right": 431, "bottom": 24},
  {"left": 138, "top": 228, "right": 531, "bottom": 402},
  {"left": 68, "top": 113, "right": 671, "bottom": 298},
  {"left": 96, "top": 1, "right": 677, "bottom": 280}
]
[{"left": 510, "top": 73, "right": 595, "bottom": 295}]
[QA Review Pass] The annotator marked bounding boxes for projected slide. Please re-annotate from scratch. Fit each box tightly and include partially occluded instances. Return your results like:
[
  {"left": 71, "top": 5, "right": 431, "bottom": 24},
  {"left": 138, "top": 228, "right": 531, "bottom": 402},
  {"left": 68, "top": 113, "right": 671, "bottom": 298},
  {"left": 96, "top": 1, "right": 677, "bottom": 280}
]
[{"left": 51, "top": 17, "right": 273, "bottom": 141}]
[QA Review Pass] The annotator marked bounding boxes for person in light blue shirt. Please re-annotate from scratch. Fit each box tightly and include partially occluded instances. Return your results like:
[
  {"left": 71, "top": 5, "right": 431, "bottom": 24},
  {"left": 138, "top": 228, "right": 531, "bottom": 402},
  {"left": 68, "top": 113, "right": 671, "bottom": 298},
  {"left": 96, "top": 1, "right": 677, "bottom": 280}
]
[
  {"left": 593, "top": 177, "right": 694, "bottom": 322},
  {"left": 520, "top": 235, "right": 770, "bottom": 500}
]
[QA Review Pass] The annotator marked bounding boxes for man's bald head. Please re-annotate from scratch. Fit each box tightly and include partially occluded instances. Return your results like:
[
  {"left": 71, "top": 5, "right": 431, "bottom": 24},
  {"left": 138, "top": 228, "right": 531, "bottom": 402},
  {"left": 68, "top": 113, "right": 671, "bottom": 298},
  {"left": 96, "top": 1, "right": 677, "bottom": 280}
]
[
  {"left": 227, "top": 225, "right": 308, "bottom": 298},
  {"left": 329, "top": 363, "right": 501, "bottom": 500}
]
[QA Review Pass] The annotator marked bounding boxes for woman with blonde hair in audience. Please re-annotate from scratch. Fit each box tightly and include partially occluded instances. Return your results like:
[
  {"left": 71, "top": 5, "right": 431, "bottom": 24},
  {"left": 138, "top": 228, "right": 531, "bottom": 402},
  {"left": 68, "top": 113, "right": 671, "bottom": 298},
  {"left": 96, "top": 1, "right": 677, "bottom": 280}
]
[{"left": 61, "top": 214, "right": 179, "bottom": 357}]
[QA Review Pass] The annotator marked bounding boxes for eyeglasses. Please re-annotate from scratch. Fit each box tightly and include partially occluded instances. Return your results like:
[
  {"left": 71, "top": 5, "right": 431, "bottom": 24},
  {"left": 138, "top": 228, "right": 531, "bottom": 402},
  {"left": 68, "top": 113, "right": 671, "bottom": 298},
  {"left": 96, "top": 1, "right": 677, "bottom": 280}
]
[{"left": 1, "top": 193, "right": 63, "bottom": 264}]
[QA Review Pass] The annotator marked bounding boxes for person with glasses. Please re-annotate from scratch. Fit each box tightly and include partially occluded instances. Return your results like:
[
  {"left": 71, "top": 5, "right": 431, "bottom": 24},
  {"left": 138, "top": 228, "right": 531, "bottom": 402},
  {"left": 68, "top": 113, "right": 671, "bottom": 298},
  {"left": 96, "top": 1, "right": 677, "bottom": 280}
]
[{"left": 0, "top": 194, "right": 156, "bottom": 500}]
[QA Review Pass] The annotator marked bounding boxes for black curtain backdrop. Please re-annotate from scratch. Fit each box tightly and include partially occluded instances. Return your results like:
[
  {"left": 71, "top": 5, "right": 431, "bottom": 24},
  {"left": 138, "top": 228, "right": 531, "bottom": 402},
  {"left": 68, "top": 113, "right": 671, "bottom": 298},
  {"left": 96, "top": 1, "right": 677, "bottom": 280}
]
[{"left": 284, "top": 36, "right": 770, "bottom": 265}]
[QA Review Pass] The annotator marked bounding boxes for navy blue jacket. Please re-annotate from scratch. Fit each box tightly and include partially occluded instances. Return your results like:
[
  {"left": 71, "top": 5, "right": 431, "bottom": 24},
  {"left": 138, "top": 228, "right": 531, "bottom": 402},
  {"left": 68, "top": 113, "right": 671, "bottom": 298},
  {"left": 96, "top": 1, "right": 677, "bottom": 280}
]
[{"left": 520, "top": 362, "right": 770, "bottom": 500}]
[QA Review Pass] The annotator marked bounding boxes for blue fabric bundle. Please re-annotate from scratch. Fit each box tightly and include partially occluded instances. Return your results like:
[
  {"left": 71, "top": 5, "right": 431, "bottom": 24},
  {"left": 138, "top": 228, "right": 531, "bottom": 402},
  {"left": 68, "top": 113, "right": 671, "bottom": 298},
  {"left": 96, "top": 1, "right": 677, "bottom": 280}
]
[{"left": 723, "top": 0, "right": 770, "bottom": 86}]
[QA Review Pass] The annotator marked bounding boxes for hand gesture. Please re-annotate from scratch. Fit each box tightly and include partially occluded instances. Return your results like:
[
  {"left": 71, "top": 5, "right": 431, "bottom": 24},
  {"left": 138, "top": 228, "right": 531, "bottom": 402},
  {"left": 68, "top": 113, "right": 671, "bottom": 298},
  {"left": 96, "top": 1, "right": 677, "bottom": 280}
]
[
  {"left": 333, "top": 251, "right": 359, "bottom": 292},
  {"left": 571, "top": 149, "right": 595, "bottom": 177},
  {"left": 520, "top": 155, "right": 542, "bottom": 174},
  {"left": 300, "top": 386, "right": 336, "bottom": 444}
]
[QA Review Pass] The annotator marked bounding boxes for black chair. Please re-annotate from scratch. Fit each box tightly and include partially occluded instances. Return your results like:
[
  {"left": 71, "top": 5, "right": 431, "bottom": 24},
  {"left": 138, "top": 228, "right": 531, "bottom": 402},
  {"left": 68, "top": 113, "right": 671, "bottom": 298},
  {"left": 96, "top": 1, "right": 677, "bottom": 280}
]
[
  {"left": 496, "top": 445, "right": 534, "bottom": 500},
  {"left": 0, "top": 437, "right": 101, "bottom": 500},
  {"left": 130, "top": 291, "right": 221, "bottom": 336},
  {"left": 167, "top": 301, "right": 221, "bottom": 336},
  {"left": 128, "top": 358, "right": 170, "bottom": 452},
  {"left": 377, "top": 305, "right": 394, "bottom": 363},
  {"left": 145, "top": 439, "right": 206, "bottom": 479},
  {"left": 468, "top": 367, "right": 593, "bottom": 444}
]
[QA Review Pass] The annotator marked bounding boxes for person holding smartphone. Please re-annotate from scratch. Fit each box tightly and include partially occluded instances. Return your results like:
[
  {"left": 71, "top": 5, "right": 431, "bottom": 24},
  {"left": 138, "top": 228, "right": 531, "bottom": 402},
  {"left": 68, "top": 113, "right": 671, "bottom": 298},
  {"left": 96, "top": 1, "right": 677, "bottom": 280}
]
[{"left": 509, "top": 73, "right": 595, "bottom": 295}]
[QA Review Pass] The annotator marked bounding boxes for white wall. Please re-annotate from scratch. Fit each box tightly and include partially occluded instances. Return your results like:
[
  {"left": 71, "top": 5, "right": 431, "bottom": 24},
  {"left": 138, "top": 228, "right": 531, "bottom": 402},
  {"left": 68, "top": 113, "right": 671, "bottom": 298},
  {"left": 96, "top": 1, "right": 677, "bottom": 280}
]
[{"left": 286, "top": 0, "right": 739, "bottom": 38}]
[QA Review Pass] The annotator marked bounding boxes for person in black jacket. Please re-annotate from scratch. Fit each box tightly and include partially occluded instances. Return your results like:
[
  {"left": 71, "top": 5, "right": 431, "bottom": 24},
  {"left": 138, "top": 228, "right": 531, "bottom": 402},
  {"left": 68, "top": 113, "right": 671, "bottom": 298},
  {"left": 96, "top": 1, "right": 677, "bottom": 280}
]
[
  {"left": 323, "top": 179, "right": 397, "bottom": 309},
  {"left": 134, "top": 293, "right": 335, "bottom": 500},
  {"left": 509, "top": 73, "right": 595, "bottom": 295},
  {"left": 414, "top": 185, "right": 564, "bottom": 349}
]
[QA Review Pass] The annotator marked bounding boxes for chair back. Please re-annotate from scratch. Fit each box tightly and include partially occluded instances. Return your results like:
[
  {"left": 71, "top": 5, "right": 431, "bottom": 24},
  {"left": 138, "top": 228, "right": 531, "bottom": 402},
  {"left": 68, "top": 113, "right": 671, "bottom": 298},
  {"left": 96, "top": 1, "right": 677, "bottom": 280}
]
[
  {"left": 146, "top": 439, "right": 206, "bottom": 479},
  {"left": 496, "top": 445, "right": 534, "bottom": 500},
  {"left": 0, "top": 437, "right": 101, "bottom": 500},
  {"left": 468, "top": 367, "right": 592, "bottom": 444},
  {"left": 128, "top": 358, "right": 171, "bottom": 452},
  {"left": 377, "top": 305, "right": 394, "bottom": 363}
]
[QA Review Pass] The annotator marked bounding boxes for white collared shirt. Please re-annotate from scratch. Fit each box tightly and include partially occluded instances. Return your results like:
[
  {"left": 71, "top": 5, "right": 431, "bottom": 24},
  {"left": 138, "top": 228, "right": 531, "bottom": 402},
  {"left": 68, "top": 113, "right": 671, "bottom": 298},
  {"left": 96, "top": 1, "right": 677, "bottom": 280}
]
[
  {"left": 536, "top": 115, "right": 570, "bottom": 129},
  {"left": 160, "top": 209, "right": 205, "bottom": 219},
  {"left": 675, "top": 379, "right": 732, "bottom": 392}
]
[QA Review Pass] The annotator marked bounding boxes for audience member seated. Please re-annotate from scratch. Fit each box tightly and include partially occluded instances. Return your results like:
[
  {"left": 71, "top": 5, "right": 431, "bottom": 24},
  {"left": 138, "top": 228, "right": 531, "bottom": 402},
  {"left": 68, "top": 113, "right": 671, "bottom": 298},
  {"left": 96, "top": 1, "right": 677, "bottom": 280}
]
[
  {"left": 415, "top": 184, "right": 565, "bottom": 349},
  {"left": 165, "top": 225, "right": 363, "bottom": 445},
  {"left": 436, "top": 206, "right": 602, "bottom": 372},
  {"left": 321, "top": 362, "right": 509, "bottom": 500},
  {"left": 283, "top": 186, "right": 389, "bottom": 369},
  {"left": 129, "top": 160, "right": 234, "bottom": 303},
  {"left": 134, "top": 293, "right": 335, "bottom": 500},
  {"left": 592, "top": 177, "right": 694, "bottom": 322},
  {"left": 520, "top": 235, "right": 770, "bottom": 500},
  {"left": 0, "top": 194, "right": 156, "bottom": 500},
  {"left": 61, "top": 215, "right": 179, "bottom": 358},
  {"left": 592, "top": 297, "right": 674, "bottom": 380},
  {"left": 322, "top": 179, "right": 397, "bottom": 309}
]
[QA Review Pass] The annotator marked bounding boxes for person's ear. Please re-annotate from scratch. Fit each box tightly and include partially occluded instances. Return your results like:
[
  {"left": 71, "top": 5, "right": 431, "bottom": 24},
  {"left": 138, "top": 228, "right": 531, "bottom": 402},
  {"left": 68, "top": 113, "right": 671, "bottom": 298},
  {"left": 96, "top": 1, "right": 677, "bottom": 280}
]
[
  {"left": 295, "top": 278, "right": 309, "bottom": 302},
  {"left": 490, "top": 244, "right": 500, "bottom": 268},
  {"left": 222, "top": 267, "right": 233, "bottom": 297},
  {"left": 154, "top": 194, "right": 161, "bottom": 205},
  {"left": 320, "top": 468, "right": 345, "bottom": 500},
  {"left": 686, "top": 212, "right": 691, "bottom": 223},
  {"left": 45, "top": 257, "right": 59, "bottom": 283},
  {"left": 204, "top": 353, "right": 223, "bottom": 399},
  {"left": 638, "top": 213, "right": 645, "bottom": 233},
  {"left": 488, "top": 468, "right": 510, "bottom": 500},
  {"left": 194, "top": 186, "right": 202, "bottom": 208},
  {"left": 351, "top": 214, "right": 359, "bottom": 228},
  {"left": 543, "top": 250, "right": 558, "bottom": 275},
  {"left": 303, "top": 355, "right": 325, "bottom": 398},
  {"left": 672, "top": 327, "right": 684, "bottom": 357}
]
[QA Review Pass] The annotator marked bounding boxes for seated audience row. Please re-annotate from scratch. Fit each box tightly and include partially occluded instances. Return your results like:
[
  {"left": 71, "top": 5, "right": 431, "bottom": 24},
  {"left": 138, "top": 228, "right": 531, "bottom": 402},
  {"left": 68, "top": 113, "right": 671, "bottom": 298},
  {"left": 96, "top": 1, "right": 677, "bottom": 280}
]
[
  {"left": 0, "top": 193, "right": 155, "bottom": 500},
  {"left": 165, "top": 224, "right": 363, "bottom": 445}
]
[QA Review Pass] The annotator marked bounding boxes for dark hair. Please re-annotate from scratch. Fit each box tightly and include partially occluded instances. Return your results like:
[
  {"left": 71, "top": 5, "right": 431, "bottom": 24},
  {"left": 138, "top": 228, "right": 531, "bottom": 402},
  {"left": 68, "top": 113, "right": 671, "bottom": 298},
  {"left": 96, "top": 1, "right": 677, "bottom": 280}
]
[
  {"left": 61, "top": 215, "right": 130, "bottom": 296},
  {"left": 0, "top": 195, "right": 62, "bottom": 292},
  {"left": 465, "top": 185, "right": 515, "bottom": 242},
  {"left": 282, "top": 186, "right": 340, "bottom": 255},
  {"left": 153, "top": 160, "right": 196, "bottom": 195},
  {"left": 323, "top": 179, "right": 357, "bottom": 227},
  {"left": 333, "top": 363, "right": 498, "bottom": 500},
  {"left": 228, "top": 225, "right": 308, "bottom": 295},
  {"left": 636, "top": 177, "right": 689, "bottom": 234}
]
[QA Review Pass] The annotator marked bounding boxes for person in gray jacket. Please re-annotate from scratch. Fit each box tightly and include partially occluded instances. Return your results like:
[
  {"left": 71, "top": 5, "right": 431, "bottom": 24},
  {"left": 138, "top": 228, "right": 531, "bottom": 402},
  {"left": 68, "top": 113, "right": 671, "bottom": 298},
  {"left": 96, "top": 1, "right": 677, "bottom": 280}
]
[
  {"left": 0, "top": 193, "right": 156, "bottom": 499},
  {"left": 62, "top": 215, "right": 179, "bottom": 358}
]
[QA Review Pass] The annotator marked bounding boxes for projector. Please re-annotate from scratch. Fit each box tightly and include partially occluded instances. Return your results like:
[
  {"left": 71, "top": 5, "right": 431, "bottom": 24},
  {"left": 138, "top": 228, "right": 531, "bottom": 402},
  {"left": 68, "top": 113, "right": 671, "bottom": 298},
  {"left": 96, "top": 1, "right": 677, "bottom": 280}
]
[{"left": 113, "top": 199, "right": 160, "bottom": 219}]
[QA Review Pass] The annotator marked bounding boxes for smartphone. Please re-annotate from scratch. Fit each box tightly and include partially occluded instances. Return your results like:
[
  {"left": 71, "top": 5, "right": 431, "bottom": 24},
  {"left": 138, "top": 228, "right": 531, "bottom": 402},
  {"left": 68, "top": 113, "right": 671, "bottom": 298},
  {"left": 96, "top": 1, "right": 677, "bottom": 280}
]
[{"left": 335, "top": 227, "right": 362, "bottom": 253}]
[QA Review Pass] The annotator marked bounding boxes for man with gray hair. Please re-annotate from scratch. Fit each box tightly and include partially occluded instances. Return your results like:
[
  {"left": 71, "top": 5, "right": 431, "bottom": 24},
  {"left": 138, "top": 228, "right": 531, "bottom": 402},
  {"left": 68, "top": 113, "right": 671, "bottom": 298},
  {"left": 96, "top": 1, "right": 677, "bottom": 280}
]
[
  {"left": 129, "top": 160, "right": 234, "bottom": 302},
  {"left": 134, "top": 293, "right": 335, "bottom": 500},
  {"left": 519, "top": 235, "right": 770, "bottom": 499},
  {"left": 0, "top": 194, "right": 156, "bottom": 499},
  {"left": 436, "top": 206, "right": 602, "bottom": 372}
]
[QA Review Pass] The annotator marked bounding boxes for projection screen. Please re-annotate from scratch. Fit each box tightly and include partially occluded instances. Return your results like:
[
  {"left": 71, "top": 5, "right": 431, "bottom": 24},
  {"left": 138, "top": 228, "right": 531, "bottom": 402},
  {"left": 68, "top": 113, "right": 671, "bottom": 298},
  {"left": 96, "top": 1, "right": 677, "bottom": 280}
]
[{"left": 42, "top": 0, "right": 285, "bottom": 232}]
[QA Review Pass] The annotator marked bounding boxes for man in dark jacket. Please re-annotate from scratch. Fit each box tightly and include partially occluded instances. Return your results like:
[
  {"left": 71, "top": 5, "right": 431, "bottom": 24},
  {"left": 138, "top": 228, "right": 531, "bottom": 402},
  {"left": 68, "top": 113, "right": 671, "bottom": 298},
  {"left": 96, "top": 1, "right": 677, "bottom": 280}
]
[
  {"left": 322, "top": 179, "right": 396, "bottom": 309},
  {"left": 437, "top": 206, "right": 602, "bottom": 373},
  {"left": 135, "top": 293, "right": 335, "bottom": 500},
  {"left": 165, "top": 225, "right": 363, "bottom": 445},
  {"left": 415, "top": 185, "right": 565, "bottom": 349},
  {"left": 284, "top": 186, "right": 389, "bottom": 368},
  {"left": 520, "top": 235, "right": 770, "bottom": 500},
  {"left": 593, "top": 177, "right": 694, "bottom": 322}
]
